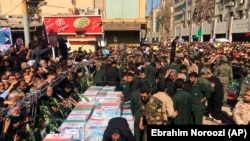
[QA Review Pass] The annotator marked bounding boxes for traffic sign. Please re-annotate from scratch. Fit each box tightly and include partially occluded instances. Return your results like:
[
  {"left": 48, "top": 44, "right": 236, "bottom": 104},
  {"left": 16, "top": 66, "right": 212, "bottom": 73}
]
[{"left": 16, "top": 38, "right": 24, "bottom": 46}]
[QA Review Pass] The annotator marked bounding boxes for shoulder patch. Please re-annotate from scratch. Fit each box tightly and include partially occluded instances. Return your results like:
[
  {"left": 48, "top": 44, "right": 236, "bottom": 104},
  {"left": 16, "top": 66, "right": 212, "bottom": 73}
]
[{"left": 154, "top": 98, "right": 163, "bottom": 105}]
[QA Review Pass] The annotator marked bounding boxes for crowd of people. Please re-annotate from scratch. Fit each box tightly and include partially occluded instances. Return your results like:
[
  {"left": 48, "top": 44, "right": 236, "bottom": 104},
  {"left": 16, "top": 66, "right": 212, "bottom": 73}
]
[{"left": 0, "top": 33, "right": 249, "bottom": 141}]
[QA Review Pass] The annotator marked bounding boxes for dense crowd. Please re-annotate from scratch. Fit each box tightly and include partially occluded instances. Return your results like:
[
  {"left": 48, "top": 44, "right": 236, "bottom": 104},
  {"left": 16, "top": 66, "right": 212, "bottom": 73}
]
[{"left": 0, "top": 34, "right": 249, "bottom": 141}]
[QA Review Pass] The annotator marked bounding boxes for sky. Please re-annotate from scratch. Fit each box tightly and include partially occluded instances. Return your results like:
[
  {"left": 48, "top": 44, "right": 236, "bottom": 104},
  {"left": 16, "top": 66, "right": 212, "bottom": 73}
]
[{"left": 146, "top": 0, "right": 160, "bottom": 16}]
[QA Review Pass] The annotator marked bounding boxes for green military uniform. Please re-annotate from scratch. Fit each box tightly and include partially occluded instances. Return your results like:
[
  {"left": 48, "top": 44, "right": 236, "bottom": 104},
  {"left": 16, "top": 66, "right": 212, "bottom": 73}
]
[
  {"left": 145, "top": 64, "right": 158, "bottom": 94},
  {"left": 170, "top": 62, "right": 181, "bottom": 72},
  {"left": 214, "top": 62, "right": 233, "bottom": 103},
  {"left": 139, "top": 77, "right": 148, "bottom": 86},
  {"left": 145, "top": 64, "right": 157, "bottom": 87},
  {"left": 119, "top": 80, "right": 130, "bottom": 92},
  {"left": 190, "top": 81, "right": 212, "bottom": 125},
  {"left": 172, "top": 90, "right": 192, "bottom": 125},
  {"left": 188, "top": 45, "right": 199, "bottom": 59},
  {"left": 130, "top": 90, "right": 143, "bottom": 141},
  {"left": 238, "top": 77, "right": 250, "bottom": 101},
  {"left": 133, "top": 73, "right": 139, "bottom": 81},
  {"left": 198, "top": 77, "right": 212, "bottom": 88},
  {"left": 93, "top": 69, "right": 106, "bottom": 86}
]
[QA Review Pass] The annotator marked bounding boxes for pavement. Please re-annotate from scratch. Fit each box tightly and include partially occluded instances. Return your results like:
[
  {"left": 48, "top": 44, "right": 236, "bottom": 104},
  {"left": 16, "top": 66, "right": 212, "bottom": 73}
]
[{"left": 203, "top": 106, "right": 232, "bottom": 125}]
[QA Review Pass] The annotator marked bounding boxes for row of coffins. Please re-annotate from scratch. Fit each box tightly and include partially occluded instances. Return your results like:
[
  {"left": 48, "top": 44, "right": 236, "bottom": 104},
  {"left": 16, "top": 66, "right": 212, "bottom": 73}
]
[{"left": 43, "top": 86, "right": 134, "bottom": 141}]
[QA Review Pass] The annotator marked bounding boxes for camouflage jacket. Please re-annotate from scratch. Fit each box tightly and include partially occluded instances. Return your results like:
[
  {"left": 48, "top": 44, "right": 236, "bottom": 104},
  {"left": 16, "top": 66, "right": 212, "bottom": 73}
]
[
  {"left": 233, "top": 100, "right": 250, "bottom": 125},
  {"left": 140, "top": 96, "right": 166, "bottom": 125},
  {"left": 238, "top": 77, "right": 250, "bottom": 101},
  {"left": 214, "top": 63, "right": 233, "bottom": 83}
]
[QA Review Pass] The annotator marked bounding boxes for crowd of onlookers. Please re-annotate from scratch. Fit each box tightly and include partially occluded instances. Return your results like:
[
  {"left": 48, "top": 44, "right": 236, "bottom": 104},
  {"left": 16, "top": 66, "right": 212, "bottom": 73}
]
[{"left": 0, "top": 33, "right": 249, "bottom": 141}]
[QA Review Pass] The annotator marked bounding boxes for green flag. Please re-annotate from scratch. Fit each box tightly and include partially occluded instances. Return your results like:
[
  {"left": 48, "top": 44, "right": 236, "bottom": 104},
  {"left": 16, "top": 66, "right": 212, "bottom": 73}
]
[{"left": 192, "top": 27, "right": 203, "bottom": 39}]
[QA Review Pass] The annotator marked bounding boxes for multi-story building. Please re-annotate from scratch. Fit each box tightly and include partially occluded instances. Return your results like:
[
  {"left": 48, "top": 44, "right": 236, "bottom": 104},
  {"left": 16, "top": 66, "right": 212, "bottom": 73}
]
[
  {"left": 0, "top": 0, "right": 146, "bottom": 49},
  {"left": 102, "top": 0, "right": 146, "bottom": 46},
  {"left": 159, "top": 0, "right": 174, "bottom": 45},
  {"left": 147, "top": 8, "right": 160, "bottom": 44},
  {"left": 163, "top": 0, "right": 250, "bottom": 42},
  {"left": 173, "top": 0, "right": 186, "bottom": 27}
]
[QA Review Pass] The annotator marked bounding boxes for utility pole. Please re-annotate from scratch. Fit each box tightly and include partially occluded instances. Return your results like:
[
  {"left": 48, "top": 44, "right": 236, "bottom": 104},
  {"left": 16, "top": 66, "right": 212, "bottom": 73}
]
[
  {"left": 151, "top": 0, "right": 154, "bottom": 43},
  {"left": 22, "top": 0, "right": 30, "bottom": 46},
  {"left": 151, "top": 0, "right": 154, "bottom": 11},
  {"left": 248, "top": 9, "right": 250, "bottom": 32}
]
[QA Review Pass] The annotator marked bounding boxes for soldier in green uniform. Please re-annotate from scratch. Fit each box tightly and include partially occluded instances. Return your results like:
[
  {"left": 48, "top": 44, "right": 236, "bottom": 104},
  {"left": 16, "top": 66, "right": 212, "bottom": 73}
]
[
  {"left": 119, "top": 73, "right": 130, "bottom": 92},
  {"left": 143, "top": 62, "right": 158, "bottom": 93},
  {"left": 214, "top": 55, "right": 233, "bottom": 105},
  {"left": 138, "top": 71, "right": 148, "bottom": 86},
  {"left": 172, "top": 78, "right": 192, "bottom": 125},
  {"left": 130, "top": 89, "right": 143, "bottom": 141},
  {"left": 138, "top": 85, "right": 166, "bottom": 141},
  {"left": 189, "top": 72, "right": 212, "bottom": 125},
  {"left": 93, "top": 65, "right": 106, "bottom": 86}
]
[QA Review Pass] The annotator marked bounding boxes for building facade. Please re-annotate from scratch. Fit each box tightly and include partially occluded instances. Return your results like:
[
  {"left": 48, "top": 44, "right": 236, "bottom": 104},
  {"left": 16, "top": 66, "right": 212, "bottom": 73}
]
[
  {"left": 146, "top": 8, "right": 160, "bottom": 44},
  {"left": 102, "top": 0, "right": 146, "bottom": 46},
  {"left": 159, "top": 0, "right": 250, "bottom": 42},
  {"left": 159, "top": 0, "right": 174, "bottom": 44},
  {"left": 0, "top": 0, "right": 146, "bottom": 48}
]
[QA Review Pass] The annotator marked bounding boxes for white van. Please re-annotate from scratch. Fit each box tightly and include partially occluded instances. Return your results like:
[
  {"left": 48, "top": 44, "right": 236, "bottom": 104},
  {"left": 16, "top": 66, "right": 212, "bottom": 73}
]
[{"left": 215, "top": 38, "right": 230, "bottom": 43}]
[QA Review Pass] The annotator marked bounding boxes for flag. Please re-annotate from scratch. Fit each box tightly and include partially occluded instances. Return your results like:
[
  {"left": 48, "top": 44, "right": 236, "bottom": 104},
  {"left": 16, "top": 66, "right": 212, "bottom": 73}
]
[
  {"left": 192, "top": 27, "right": 203, "bottom": 39},
  {"left": 245, "top": 32, "right": 250, "bottom": 37}
]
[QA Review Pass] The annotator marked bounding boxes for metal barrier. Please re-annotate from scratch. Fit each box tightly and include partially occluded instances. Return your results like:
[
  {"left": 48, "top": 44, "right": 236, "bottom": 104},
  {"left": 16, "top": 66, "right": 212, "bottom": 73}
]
[{"left": 0, "top": 68, "right": 69, "bottom": 118}]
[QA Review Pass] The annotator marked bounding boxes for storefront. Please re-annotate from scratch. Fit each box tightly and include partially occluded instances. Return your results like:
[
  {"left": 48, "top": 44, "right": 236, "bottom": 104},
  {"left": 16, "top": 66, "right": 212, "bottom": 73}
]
[
  {"left": 102, "top": 21, "right": 145, "bottom": 47},
  {"left": 232, "top": 33, "right": 250, "bottom": 42},
  {"left": 43, "top": 15, "right": 103, "bottom": 52}
]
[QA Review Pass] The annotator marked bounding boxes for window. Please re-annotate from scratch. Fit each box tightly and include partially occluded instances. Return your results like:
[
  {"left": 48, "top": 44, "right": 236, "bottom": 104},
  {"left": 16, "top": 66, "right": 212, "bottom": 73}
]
[
  {"left": 238, "top": 10, "right": 243, "bottom": 19},
  {"left": 230, "top": 12, "right": 234, "bottom": 17},
  {"left": 219, "top": 14, "right": 222, "bottom": 22},
  {"left": 105, "top": 0, "right": 138, "bottom": 18}
]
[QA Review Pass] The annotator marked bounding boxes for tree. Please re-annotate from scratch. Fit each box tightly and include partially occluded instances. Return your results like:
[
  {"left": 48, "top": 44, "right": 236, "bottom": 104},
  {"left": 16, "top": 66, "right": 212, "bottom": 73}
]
[{"left": 27, "top": 0, "right": 46, "bottom": 18}]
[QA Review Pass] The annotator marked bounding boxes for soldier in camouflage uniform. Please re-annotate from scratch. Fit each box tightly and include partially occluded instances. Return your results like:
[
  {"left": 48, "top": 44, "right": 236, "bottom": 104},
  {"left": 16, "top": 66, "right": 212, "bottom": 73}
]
[
  {"left": 237, "top": 68, "right": 250, "bottom": 101},
  {"left": 214, "top": 55, "right": 233, "bottom": 104},
  {"left": 233, "top": 89, "right": 250, "bottom": 125},
  {"left": 138, "top": 85, "right": 167, "bottom": 141}
]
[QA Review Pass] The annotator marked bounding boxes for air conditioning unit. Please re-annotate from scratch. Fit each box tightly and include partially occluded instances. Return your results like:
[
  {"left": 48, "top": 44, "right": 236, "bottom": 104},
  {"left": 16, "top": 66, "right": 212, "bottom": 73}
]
[
  {"left": 234, "top": 15, "right": 239, "bottom": 19},
  {"left": 94, "top": 9, "right": 100, "bottom": 15},
  {"left": 85, "top": 7, "right": 90, "bottom": 13},
  {"left": 78, "top": 9, "right": 86, "bottom": 15},
  {"left": 229, "top": 1, "right": 235, "bottom": 6},
  {"left": 239, "top": 0, "right": 244, "bottom": 4}
]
